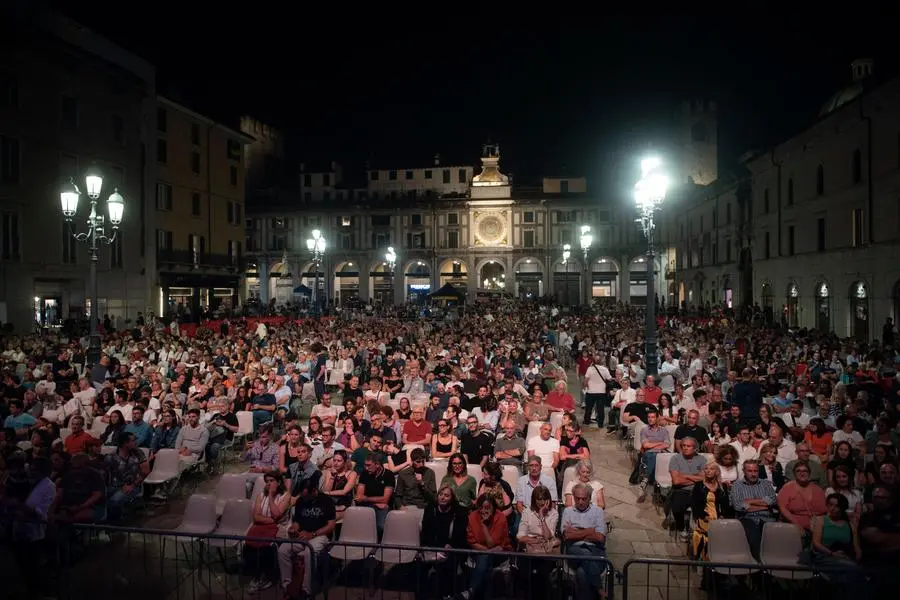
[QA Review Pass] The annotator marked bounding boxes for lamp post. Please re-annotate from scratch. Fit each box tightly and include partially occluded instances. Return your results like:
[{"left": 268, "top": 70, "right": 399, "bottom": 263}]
[
  {"left": 59, "top": 167, "right": 125, "bottom": 365},
  {"left": 306, "top": 229, "right": 326, "bottom": 317},
  {"left": 634, "top": 156, "right": 669, "bottom": 376},
  {"left": 385, "top": 246, "right": 397, "bottom": 305},
  {"left": 562, "top": 243, "right": 572, "bottom": 305},
  {"left": 580, "top": 225, "right": 593, "bottom": 306}
]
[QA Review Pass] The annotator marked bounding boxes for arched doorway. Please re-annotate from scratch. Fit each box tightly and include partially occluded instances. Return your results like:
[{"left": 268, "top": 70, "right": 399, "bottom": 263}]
[
  {"left": 850, "top": 281, "right": 869, "bottom": 341},
  {"left": 270, "top": 260, "right": 293, "bottom": 305},
  {"left": 761, "top": 283, "right": 774, "bottom": 324},
  {"left": 816, "top": 282, "right": 831, "bottom": 333},
  {"left": 405, "top": 261, "right": 431, "bottom": 303},
  {"left": 592, "top": 257, "right": 618, "bottom": 304},
  {"left": 369, "top": 262, "right": 393, "bottom": 305},
  {"left": 786, "top": 282, "right": 799, "bottom": 328},
  {"left": 480, "top": 260, "right": 506, "bottom": 290},
  {"left": 439, "top": 259, "right": 468, "bottom": 297},
  {"left": 628, "top": 256, "right": 648, "bottom": 306},
  {"left": 333, "top": 261, "right": 359, "bottom": 304},
  {"left": 553, "top": 257, "right": 581, "bottom": 305},
  {"left": 513, "top": 257, "right": 543, "bottom": 300}
]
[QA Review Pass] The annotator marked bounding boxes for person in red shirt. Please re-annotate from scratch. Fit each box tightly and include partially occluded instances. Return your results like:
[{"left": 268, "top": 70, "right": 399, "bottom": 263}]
[
  {"left": 63, "top": 415, "right": 94, "bottom": 455},
  {"left": 466, "top": 493, "right": 511, "bottom": 598},
  {"left": 402, "top": 405, "right": 432, "bottom": 446},
  {"left": 643, "top": 375, "right": 663, "bottom": 406},
  {"left": 546, "top": 380, "right": 576, "bottom": 412}
]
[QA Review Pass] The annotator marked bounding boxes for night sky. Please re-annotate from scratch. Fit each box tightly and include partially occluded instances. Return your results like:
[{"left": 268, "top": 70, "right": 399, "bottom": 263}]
[{"left": 46, "top": 4, "right": 898, "bottom": 189}]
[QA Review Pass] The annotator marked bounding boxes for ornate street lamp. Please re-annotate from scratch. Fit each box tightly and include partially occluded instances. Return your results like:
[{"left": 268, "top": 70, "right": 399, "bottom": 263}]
[
  {"left": 385, "top": 246, "right": 397, "bottom": 305},
  {"left": 59, "top": 167, "right": 125, "bottom": 365},
  {"left": 306, "top": 229, "right": 326, "bottom": 316},
  {"left": 634, "top": 156, "right": 669, "bottom": 376},
  {"left": 580, "top": 225, "right": 593, "bottom": 306}
]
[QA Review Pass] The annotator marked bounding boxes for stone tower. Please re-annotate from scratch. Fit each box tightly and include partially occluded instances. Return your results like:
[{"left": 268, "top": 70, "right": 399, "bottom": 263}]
[{"left": 680, "top": 100, "right": 718, "bottom": 186}]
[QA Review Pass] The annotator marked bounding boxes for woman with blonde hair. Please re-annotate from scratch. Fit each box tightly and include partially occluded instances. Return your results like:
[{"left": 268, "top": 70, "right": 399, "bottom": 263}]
[{"left": 690, "top": 462, "right": 732, "bottom": 561}]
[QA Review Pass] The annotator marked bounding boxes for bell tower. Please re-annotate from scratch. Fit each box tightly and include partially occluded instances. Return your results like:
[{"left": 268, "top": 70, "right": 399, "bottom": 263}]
[{"left": 680, "top": 100, "right": 718, "bottom": 186}]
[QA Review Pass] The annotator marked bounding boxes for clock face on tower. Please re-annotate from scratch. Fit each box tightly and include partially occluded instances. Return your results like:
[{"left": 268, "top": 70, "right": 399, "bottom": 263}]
[{"left": 474, "top": 211, "right": 508, "bottom": 246}]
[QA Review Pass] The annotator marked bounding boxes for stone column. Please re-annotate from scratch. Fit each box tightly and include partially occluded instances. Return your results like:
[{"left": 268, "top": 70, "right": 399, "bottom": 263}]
[
  {"left": 258, "top": 262, "right": 270, "bottom": 305},
  {"left": 618, "top": 256, "right": 630, "bottom": 304}
]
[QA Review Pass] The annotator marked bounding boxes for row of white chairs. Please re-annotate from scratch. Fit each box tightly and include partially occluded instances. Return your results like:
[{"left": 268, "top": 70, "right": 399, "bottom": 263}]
[{"left": 708, "top": 519, "right": 812, "bottom": 579}]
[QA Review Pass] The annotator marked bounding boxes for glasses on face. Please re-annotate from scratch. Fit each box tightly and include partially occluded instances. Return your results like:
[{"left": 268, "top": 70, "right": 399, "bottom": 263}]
[{"left": 451, "top": 461, "right": 464, "bottom": 466}]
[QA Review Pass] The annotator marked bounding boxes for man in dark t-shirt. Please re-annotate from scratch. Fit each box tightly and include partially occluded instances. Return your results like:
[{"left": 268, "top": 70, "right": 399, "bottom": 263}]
[
  {"left": 356, "top": 453, "right": 395, "bottom": 534},
  {"left": 674, "top": 409, "right": 709, "bottom": 452},
  {"left": 277, "top": 473, "right": 335, "bottom": 595}
]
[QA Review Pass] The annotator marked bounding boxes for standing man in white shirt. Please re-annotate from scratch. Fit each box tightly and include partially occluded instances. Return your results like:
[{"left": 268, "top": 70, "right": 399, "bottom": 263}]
[{"left": 582, "top": 353, "right": 612, "bottom": 429}]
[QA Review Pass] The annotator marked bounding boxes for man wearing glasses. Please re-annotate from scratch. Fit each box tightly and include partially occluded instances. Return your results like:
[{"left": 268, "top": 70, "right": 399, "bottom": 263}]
[{"left": 562, "top": 482, "right": 608, "bottom": 600}]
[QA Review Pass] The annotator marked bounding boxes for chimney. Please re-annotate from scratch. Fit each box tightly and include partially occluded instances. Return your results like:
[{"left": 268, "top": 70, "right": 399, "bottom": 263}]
[
  {"left": 851, "top": 58, "right": 874, "bottom": 83},
  {"left": 434, "top": 153, "right": 440, "bottom": 166}
]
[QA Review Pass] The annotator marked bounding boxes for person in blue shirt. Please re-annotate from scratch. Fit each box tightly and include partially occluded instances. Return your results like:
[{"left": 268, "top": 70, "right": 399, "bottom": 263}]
[
  {"left": 3, "top": 399, "right": 36, "bottom": 439},
  {"left": 562, "top": 482, "right": 608, "bottom": 600},
  {"left": 124, "top": 406, "right": 153, "bottom": 447}
]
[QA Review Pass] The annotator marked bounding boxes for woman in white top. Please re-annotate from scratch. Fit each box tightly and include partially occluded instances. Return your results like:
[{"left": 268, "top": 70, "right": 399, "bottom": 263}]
[
  {"left": 832, "top": 416, "right": 866, "bottom": 454},
  {"left": 245, "top": 471, "right": 292, "bottom": 593},
  {"left": 563, "top": 459, "right": 606, "bottom": 508},
  {"left": 713, "top": 445, "right": 739, "bottom": 487},
  {"left": 516, "top": 484, "right": 559, "bottom": 598},
  {"left": 825, "top": 464, "right": 863, "bottom": 512}
]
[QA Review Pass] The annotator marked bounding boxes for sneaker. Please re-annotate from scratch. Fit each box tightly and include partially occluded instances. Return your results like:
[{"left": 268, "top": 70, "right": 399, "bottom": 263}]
[
  {"left": 256, "top": 578, "right": 273, "bottom": 591},
  {"left": 678, "top": 531, "right": 690, "bottom": 543}
]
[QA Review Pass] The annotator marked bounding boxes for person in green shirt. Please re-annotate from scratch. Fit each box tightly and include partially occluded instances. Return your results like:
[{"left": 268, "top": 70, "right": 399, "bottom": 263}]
[
  {"left": 440, "top": 452, "right": 478, "bottom": 508},
  {"left": 350, "top": 434, "right": 387, "bottom": 475}
]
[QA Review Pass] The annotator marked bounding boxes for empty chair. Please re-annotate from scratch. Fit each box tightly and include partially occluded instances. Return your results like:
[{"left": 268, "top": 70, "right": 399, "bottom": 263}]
[
  {"left": 760, "top": 522, "right": 813, "bottom": 580},
  {"left": 549, "top": 412, "right": 564, "bottom": 432},
  {"left": 173, "top": 494, "right": 218, "bottom": 536},
  {"left": 330, "top": 506, "right": 378, "bottom": 561},
  {"left": 427, "top": 461, "right": 448, "bottom": 484},
  {"left": 654, "top": 453, "right": 674, "bottom": 488},
  {"left": 374, "top": 510, "right": 421, "bottom": 564},
  {"left": 144, "top": 448, "right": 181, "bottom": 486},
  {"left": 215, "top": 473, "right": 252, "bottom": 515},
  {"left": 501, "top": 464, "right": 520, "bottom": 491},
  {"left": 561, "top": 465, "right": 578, "bottom": 496},
  {"left": 209, "top": 499, "right": 254, "bottom": 549},
  {"left": 665, "top": 425, "right": 678, "bottom": 452},
  {"left": 708, "top": 519, "right": 760, "bottom": 575},
  {"left": 235, "top": 411, "right": 254, "bottom": 438},
  {"left": 526, "top": 421, "right": 544, "bottom": 441},
  {"left": 467, "top": 463, "right": 483, "bottom": 488}
]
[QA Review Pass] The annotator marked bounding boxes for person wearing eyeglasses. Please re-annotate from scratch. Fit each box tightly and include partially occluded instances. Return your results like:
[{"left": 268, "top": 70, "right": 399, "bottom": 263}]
[{"left": 561, "top": 482, "right": 607, "bottom": 600}]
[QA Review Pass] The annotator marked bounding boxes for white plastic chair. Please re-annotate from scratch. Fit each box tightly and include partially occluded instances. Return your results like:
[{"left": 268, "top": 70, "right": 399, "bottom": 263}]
[
  {"left": 708, "top": 519, "right": 760, "bottom": 575},
  {"left": 209, "top": 498, "right": 254, "bottom": 549},
  {"left": 632, "top": 423, "right": 647, "bottom": 453},
  {"left": 404, "top": 443, "right": 425, "bottom": 456},
  {"left": 173, "top": 494, "right": 218, "bottom": 535},
  {"left": 654, "top": 453, "right": 674, "bottom": 488},
  {"left": 526, "top": 421, "right": 544, "bottom": 441},
  {"left": 330, "top": 506, "right": 378, "bottom": 561},
  {"left": 561, "top": 465, "right": 578, "bottom": 496},
  {"left": 501, "top": 464, "right": 520, "bottom": 491},
  {"left": 215, "top": 473, "right": 251, "bottom": 515},
  {"left": 760, "top": 522, "right": 813, "bottom": 580},
  {"left": 467, "top": 463, "right": 483, "bottom": 488},
  {"left": 144, "top": 448, "right": 181, "bottom": 486},
  {"left": 665, "top": 425, "right": 678, "bottom": 452},
  {"left": 700, "top": 453, "right": 714, "bottom": 465},
  {"left": 427, "top": 461, "right": 448, "bottom": 484},
  {"left": 549, "top": 412, "right": 563, "bottom": 432},
  {"left": 235, "top": 411, "right": 254, "bottom": 438},
  {"left": 374, "top": 510, "right": 420, "bottom": 564}
]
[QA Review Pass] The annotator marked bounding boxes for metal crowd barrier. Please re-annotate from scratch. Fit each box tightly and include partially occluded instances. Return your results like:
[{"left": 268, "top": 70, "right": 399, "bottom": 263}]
[
  {"left": 621, "top": 557, "right": 882, "bottom": 600},
  {"left": 1, "top": 523, "right": 614, "bottom": 600}
]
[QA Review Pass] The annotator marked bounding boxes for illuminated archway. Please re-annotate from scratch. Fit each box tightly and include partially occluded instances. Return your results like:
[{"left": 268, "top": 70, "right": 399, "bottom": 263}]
[
  {"left": 439, "top": 259, "right": 469, "bottom": 293},
  {"left": 513, "top": 257, "right": 543, "bottom": 300},
  {"left": 592, "top": 257, "right": 619, "bottom": 304},
  {"left": 333, "top": 261, "right": 359, "bottom": 304},
  {"left": 405, "top": 261, "right": 431, "bottom": 303}
]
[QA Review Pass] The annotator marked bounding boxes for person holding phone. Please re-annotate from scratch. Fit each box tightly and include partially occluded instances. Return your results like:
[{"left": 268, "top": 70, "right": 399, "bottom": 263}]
[{"left": 205, "top": 405, "right": 239, "bottom": 463}]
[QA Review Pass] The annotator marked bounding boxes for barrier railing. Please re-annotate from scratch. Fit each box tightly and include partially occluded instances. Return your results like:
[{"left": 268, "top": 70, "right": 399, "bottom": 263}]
[
  {"left": 3, "top": 523, "right": 613, "bottom": 600},
  {"left": 621, "top": 557, "right": 879, "bottom": 600}
]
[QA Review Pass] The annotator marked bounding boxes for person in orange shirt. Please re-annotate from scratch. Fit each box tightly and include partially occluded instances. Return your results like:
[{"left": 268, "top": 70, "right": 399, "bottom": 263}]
[
  {"left": 465, "top": 494, "right": 511, "bottom": 599},
  {"left": 63, "top": 415, "right": 94, "bottom": 455},
  {"left": 804, "top": 418, "right": 833, "bottom": 462}
]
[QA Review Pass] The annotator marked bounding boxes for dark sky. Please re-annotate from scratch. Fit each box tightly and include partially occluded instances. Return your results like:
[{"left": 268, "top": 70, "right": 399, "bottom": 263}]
[{"left": 46, "top": 4, "right": 899, "bottom": 186}]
